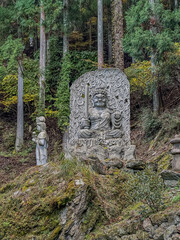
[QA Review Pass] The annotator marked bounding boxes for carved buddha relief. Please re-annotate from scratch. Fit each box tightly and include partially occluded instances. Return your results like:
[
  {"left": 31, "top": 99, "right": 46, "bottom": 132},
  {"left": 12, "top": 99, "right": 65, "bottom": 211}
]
[
  {"left": 64, "top": 69, "right": 131, "bottom": 161},
  {"left": 79, "top": 88, "right": 122, "bottom": 139}
]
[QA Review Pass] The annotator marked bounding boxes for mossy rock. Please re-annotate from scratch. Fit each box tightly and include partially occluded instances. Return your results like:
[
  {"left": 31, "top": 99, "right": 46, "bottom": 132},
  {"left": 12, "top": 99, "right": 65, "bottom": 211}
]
[{"left": 153, "top": 152, "right": 172, "bottom": 173}]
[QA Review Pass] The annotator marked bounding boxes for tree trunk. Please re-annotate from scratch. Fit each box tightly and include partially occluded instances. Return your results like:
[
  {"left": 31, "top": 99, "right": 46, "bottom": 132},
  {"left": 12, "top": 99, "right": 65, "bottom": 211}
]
[
  {"left": 98, "top": 0, "right": 103, "bottom": 69},
  {"left": 46, "top": 33, "right": 50, "bottom": 64},
  {"left": 39, "top": 0, "right": 46, "bottom": 115},
  {"left": 63, "top": 0, "right": 69, "bottom": 56},
  {"left": 89, "top": 19, "right": 92, "bottom": 51},
  {"left": 112, "top": 0, "right": 124, "bottom": 71},
  {"left": 107, "top": 6, "right": 112, "bottom": 65},
  {"left": 175, "top": 0, "right": 178, "bottom": 9},
  {"left": 149, "top": 0, "right": 161, "bottom": 115},
  {"left": 15, "top": 59, "right": 24, "bottom": 152}
]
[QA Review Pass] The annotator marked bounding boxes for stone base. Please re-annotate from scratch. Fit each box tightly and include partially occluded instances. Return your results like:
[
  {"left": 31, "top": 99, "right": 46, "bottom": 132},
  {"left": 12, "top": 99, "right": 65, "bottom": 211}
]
[
  {"left": 65, "top": 138, "right": 135, "bottom": 162},
  {"left": 161, "top": 170, "right": 180, "bottom": 187}
]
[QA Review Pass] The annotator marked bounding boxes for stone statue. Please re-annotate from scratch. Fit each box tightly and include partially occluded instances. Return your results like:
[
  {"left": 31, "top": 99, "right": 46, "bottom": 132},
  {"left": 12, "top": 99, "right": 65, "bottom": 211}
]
[
  {"left": 79, "top": 87, "right": 122, "bottom": 139},
  {"left": 32, "top": 116, "right": 49, "bottom": 165},
  {"left": 64, "top": 69, "right": 133, "bottom": 162}
]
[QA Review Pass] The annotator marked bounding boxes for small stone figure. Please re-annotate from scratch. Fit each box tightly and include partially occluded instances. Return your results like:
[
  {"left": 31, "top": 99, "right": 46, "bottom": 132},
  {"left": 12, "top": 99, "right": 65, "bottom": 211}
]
[
  {"left": 32, "top": 116, "right": 49, "bottom": 165},
  {"left": 79, "top": 88, "right": 122, "bottom": 139}
]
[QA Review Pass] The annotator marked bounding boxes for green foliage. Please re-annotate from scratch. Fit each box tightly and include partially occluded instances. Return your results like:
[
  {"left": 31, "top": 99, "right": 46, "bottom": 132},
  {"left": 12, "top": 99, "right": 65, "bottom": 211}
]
[
  {"left": 0, "top": 57, "right": 39, "bottom": 112},
  {"left": 54, "top": 50, "right": 97, "bottom": 130},
  {"left": 126, "top": 167, "right": 165, "bottom": 214},
  {"left": 0, "top": 36, "right": 24, "bottom": 72},
  {"left": 172, "top": 193, "right": 180, "bottom": 203},
  {"left": 158, "top": 43, "right": 180, "bottom": 84},
  {"left": 70, "top": 50, "right": 97, "bottom": 83},
  {"left": 125, "top": 60, "right": 154, "bottom": 94},
  {"left": 124, "top": 0, "right": 180, "bottom": 61},
  {"left": 55, "top": 53, "right": 71, "bottom": 130},
  {"left": 159, "top": 109, "right": 180, "bottom": 138},
  {"left": 43, "top": 0, "right": 63, "bottom": 32},
  {"left": 140, "top": 108, "right": 162, "bottom": 139}
]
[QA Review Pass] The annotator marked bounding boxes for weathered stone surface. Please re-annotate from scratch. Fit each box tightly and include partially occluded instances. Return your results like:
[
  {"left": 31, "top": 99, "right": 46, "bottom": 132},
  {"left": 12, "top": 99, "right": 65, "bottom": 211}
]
[
  {"left": 176, "top": 223, "right": 180, "bottom": 233},
  {"left": 143, "top": 218, "right": 154, "bottom": 236},
  {"left": 125, "top": 160, "right": 145, "bottom": 170},
  {"left": 121, "top": 234, "right": 138, "bottom": 240},
  {"left": 174, "top": 215, "right": 180, "bottom": 225},
  {"left": 170, "top": 135, "right": 180, "bottom": 171},
  {"left": 164, "top": 225, "right": 177, "bottom": 240},
  {"left": 32, "top": 116, "right": 49, "bottom": 165},
  {"left": 104, "top": 159, "right": 123, "bottom": 169},
  {"left": 171, "top": 233, "right": 180, "bottom": 240},
  {"left": 64, "top": 69, "right": 131, "bottom": 162},
  {"left": 154, "top": 223, "right": 170, "bottom": 240},
  {"left": 161, "top": 170, "right": 180, "bottom": 187},
  {"left": 124, "top": 145, "right": 136, "bottom": 161},
  {"left": 58, "top": 183, "right": 91, "bottom": 240},
  {"left": 161, "top": 170, "right": 180, "bottom": 180}
]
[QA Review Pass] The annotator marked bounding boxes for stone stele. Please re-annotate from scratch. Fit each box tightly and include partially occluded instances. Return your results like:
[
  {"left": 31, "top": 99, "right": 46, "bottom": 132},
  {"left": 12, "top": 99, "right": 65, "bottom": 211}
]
[{"left": 64, "top": 69, "right": 134, "bottom": 161}]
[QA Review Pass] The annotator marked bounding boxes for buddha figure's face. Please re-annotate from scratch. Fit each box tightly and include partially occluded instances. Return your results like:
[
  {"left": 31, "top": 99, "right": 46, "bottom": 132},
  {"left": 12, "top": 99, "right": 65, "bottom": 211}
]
[{"left": 93, "top": 93, "right": 106, "bottom": 108}]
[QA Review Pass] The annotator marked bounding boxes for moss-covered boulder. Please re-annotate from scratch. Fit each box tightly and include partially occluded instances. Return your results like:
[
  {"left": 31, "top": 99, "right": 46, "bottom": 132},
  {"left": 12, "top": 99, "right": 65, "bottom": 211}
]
[{"left": 0, "top": 160, "right": 102, "bottom": 240}]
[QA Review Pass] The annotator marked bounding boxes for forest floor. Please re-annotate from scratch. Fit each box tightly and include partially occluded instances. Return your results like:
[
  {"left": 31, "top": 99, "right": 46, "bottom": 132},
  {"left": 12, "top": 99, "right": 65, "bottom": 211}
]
[{"left": 0, "top": 116, "right": 62, "bottom": 187}]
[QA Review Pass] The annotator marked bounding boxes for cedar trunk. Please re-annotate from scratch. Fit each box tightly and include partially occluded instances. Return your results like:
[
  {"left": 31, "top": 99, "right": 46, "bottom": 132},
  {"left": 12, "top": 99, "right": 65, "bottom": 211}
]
[
  {"left": 112, "top": 0, "right": 124, "bottom": 71},
  {"left": 39, "top": 1, "right": 46, "bottom": 115},
  {"left": 149, "top": 0, "right": 161, "bottom": 115},
  {"left": 107, "top": 6, "right": 112, "bottom": 65},
  {"left": 98, "top": 0, "right": 103, "bottom": 68},
  {"left": 15, "top": 59, "right": 24, "bottom": 152},
  {"left": 63, "top": 0, "right": 69, "bottom": 56}
]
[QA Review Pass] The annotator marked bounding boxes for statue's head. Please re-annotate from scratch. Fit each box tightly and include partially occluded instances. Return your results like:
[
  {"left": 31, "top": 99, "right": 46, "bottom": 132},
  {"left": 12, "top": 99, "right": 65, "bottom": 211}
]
[
  {"left": 36, "top": 116, "right": 46, "bottom": 132},
  {"left": 92, "top": 88, "right": 107, "bottom": 108}
]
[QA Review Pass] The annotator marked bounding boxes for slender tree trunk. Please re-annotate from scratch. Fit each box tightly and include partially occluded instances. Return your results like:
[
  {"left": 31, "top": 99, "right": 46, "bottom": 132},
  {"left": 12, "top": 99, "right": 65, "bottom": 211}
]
[
  {"left": 107, "top": 6, "right": 112, "bottom": 65},
  {"left": 98, "top": 0, "right": 103, "bottom": 68},
  {"left": 112, "top": 0, "right": 124, "bottom": 71},
  {"left": 63, "top": 0, "right": 69, "bottom": 56},
  {"left": 39, "top": 0, "right": 46, "bottom": 115},
  {"left": 175, "top": 0, "right": 178, "bottom": 9},
  {"left": 149, "top": 0, "right": 161, "bottom": 115},
  {"left": 46, "top": 33, "right": 50, "bottom": 64},
  {"left": 151, "top": 53, "right": 160, "bottom": 114},
  {"left": 89, "top": 19, "right": 92, "bottom": 51},
  {"left": 15, "top": 59, "right": 24, "bottom": 152}
]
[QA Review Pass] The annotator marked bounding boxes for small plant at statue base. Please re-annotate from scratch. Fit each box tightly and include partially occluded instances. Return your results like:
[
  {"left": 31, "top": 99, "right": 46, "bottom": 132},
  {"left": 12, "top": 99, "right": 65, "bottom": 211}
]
[{"left": 126, "top": 167, "right": 165, "bottom": 216}]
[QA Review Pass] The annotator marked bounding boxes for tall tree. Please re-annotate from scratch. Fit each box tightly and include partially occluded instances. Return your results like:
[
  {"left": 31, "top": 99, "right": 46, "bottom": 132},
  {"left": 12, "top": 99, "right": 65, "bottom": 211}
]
[
  {"left": 124, "top": 0, "right": 180, "bottom": 113},
  {"left": 174, "top": 0, "right": 178, "bottom": 9},
  {"left": 15, "top": 59, "right": 24, "bottom": 151},
  {"left": 63, "top": 0, "right": 69, "bottom": 56},
  {"left": 112, "top": 0, "right": 124, "bottom": 71},
  {"left": 149, "top": 0, "right": 161, "bottom": 114},
  {"left": 39, "top": 0, "right": 46, "bottom": 115},
  {"left": 98, "top": 0, "right": 103, "bottom": 68},
  {"left": 107, "top": 5, "right": 112, "bottom": 64}
]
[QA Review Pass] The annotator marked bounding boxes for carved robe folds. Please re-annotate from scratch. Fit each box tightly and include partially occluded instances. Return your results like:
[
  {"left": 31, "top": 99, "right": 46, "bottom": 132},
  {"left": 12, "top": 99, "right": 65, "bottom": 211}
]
[{"left": 79, "top": 108, "right": 122, "bottom": 139}]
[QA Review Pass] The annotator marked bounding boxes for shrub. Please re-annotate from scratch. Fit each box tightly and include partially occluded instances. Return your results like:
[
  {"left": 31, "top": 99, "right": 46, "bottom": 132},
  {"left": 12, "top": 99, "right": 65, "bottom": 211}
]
[
  {"left": 126, "top": 167, "right": 165, "bottom": 214},
  {"left": 55, "top": 53, "right": 71, "bottom": 130},
  {"left": 140, "top": 108, "right": 162, "bottom": 139},
  {"left": 125, "top": 60, "right": 154, "bottom": 95}
]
